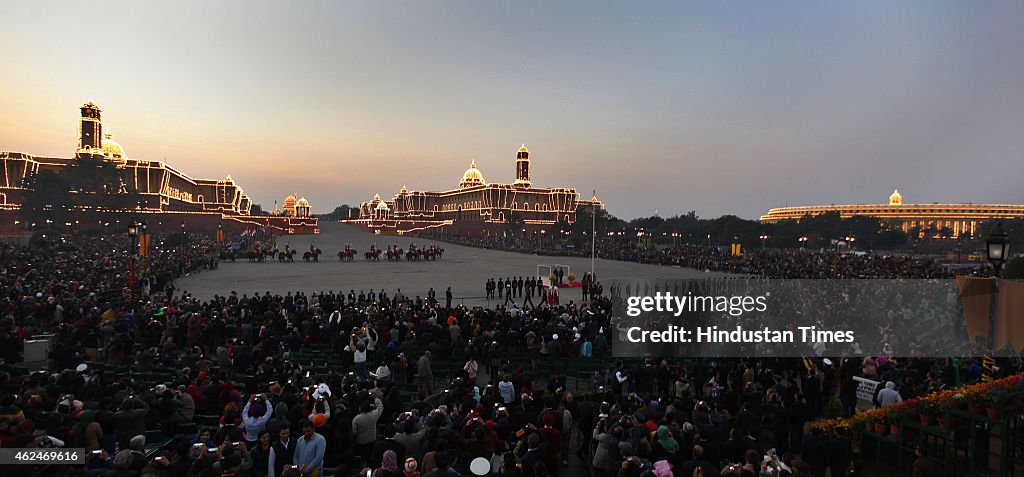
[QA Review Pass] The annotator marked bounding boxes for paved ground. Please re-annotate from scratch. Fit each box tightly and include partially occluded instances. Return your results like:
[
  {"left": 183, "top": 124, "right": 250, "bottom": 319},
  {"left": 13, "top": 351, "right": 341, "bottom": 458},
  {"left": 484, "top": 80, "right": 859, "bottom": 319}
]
[{"left": 175, "top": 222, "right": 727, "bottom": 305}]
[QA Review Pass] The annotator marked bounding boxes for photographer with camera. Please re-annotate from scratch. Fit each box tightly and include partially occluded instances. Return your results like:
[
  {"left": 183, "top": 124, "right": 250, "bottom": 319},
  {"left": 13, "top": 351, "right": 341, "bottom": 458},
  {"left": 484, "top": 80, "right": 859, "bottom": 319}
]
[
  {"left": 353, "top": 388, "right": 386, "bottom": 462},
  {"left": 243, "top": 393, "right": 274, "bottom": 448}
]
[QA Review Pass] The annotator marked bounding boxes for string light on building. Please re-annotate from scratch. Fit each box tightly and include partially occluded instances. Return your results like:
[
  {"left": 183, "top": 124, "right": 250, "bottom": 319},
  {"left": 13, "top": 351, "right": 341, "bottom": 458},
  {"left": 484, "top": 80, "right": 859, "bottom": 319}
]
[
  {"left": 0, "top": 101, "right": 319, "bottom": 234},
  {"left": 353, "top": 144, "right": 602, "bottom": 235},
  {"left": 760, "top": 189, "right": 1024, "bottom": 239}
]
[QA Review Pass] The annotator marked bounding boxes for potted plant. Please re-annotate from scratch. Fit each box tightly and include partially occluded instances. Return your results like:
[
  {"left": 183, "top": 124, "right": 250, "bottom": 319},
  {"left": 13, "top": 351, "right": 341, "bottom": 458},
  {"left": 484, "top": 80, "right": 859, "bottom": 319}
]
[
  {"left": 873, "top": 416, "right": 888, "bottom": 435},
  {"left": 966, "top": 389, "right": 990, "bottom": 415},
  {"left": 885, "top": 403, "right": 910, "bottom": 437},
  {"left": 920, "top": 396, "right": 946, "bottom": 426}
]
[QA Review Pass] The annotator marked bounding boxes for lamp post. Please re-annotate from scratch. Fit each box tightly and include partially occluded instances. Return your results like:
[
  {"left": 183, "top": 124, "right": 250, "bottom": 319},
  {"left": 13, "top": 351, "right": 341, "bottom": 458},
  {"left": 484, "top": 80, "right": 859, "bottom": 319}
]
[
  {"left": 986, "top": 222, "right": 1011, "bottom": 348},
  {"left": 140, "top": 221, "right": 149, "bottom": 288},
  {"left": 127, "top": 220, "right": 138, "bottom": 309},
  {"left": 986, "top": 222, "right": 1010, "bottom": 278},
  {"left": 180, "top": 221, "right": 186, "bottom": 273},
  {"left": 798, "top": 236, "right": 808, "bottom": 250},
  {"left": 759, "top": 234, "right": 769, "bottom": 250}
]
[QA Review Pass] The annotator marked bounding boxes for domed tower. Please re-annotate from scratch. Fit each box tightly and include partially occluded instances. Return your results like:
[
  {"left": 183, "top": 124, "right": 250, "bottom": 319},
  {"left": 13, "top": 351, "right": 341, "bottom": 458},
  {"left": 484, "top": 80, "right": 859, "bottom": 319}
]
[
  {"left": 514, "top": 144, "right": 531, "bottom": 188},
  {"left": 77, "top": 102, "right": 103, "bottom": 155},
  {"left": 101, "top": 132, "right": 128, "bottom": 164},
  {"left": 460, "top": 160, "right": 486, "bottom": 188},
  {"left": 889, "top": 189, "right": 902, "bottom": 206},
  {"left": 295, "top": 197, "right": 311, "bottom": 218},
  {"left": 283, "top": 193, "right": 298, "bottom": 216}
]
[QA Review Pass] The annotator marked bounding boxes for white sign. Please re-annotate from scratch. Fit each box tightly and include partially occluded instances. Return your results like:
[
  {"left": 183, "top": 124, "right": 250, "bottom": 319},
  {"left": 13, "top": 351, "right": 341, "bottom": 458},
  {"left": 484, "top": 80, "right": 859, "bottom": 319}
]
[{"left": 853, "top": 376, "right": 880, "bottom": 410}]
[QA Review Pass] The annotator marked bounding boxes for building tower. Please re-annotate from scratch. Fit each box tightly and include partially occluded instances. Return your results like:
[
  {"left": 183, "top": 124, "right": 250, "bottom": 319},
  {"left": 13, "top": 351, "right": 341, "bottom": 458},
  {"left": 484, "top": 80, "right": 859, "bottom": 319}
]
[
  {"left": 890, "top": 189, "right": 902, "bottom": 206},
  {"left": 514, "top": 144, "right": 531, "bottom": 188},
  {"left": 77, "top": 102, "right": 103, "bottom": 156}
]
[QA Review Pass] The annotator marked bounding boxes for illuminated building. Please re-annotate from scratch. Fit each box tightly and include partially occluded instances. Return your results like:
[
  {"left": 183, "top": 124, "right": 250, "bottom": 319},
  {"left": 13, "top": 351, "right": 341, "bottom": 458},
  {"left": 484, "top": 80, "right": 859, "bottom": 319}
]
[
  {"left": 0, "top": 102, "right": 318, "bottom": 234},
  {"left": 273, "top": 194, "right": 312, "bottom": 218},
  {"left": 759, "top": 189, "right": 1024, "bottom": 238},
  {"left": 353, "top": 145, "right": 602, "bottom": 235}
]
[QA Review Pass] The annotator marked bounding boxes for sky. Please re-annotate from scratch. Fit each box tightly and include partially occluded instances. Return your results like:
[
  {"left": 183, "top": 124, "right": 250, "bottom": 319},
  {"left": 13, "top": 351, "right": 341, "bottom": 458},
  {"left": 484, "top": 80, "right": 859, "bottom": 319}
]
[{"left": 2, "top": 1, "right": 1023, "bottom": 219}]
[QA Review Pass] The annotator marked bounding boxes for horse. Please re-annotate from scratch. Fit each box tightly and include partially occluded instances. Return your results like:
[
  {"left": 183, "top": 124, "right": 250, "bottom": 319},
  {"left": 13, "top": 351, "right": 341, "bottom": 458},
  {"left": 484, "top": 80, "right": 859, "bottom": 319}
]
[
  {"left": 364, "top": 249, "right": 382, "bottom": 261},
  {"left": 338, "top": 249, "right": 356, "bottom": 262},
  {"left": 279, "top": 249, "right": 296, "bottom": 262},
  {"left": 386, "top": 248, "right": 403, "bottom": 261},
  {"left": 405, "top": 249, "right": 420, "bottom": 261},
  {"left": 303, "top": 248, "right": 321, "bottom": 262}
]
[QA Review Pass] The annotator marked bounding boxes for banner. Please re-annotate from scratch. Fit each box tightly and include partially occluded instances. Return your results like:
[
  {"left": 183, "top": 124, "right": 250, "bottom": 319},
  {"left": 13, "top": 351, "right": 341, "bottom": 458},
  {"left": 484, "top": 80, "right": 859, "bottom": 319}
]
[
  {"left": 956, "top": 277, "right": 994, "bottom": 345},
  {"left": 138, "top": 234, "right": 150, "bottom": 257},
  {"left": 995, "top": 280, "right": 1024, "bottom": 353},
  {"left": 853, "top": 376, "right": 880, "bottom": 410}
]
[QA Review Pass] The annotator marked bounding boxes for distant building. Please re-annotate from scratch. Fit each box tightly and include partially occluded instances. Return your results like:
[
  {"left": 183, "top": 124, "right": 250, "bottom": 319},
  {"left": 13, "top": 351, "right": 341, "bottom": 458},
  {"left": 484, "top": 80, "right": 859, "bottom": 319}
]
[
  {"left": 274, "top": 193, "right": 312, "bottom": 218},
  {"left": 353, "top": 145, "right": 601, "bottom": 235},
  {"left": 760, "top": 189, "right": 1024, "bottom": 238},
  {"left": 1, "top": 102, "right": 318, "bottom": 234}
]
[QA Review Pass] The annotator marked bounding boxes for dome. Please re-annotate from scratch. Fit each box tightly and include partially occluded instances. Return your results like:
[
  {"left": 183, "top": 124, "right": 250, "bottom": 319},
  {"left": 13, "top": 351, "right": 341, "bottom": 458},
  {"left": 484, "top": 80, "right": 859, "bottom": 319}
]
[
  {"left": 889, "top": 189, "right": 902, "bottom": 206},
  {"left": 101, "top": 133, "right": 127, "bottom": 162},
  {"left": 375, "top": 200, "right": 390, "bottom": 211},
  {"left": 283, "top": 194, "right": 297, "bottom": 209},
  {"left": 460, "top": 160, "right": 486, "bottom": 188},
  {"left": 373, "top": 193, "right": 382, "bottom": 202},
  {"left": 296, "top": 197, "right": 310, "bottom": 208},
  {"left": 518, "top": 144, "right": 529, "bottom": 154},
  {"left": 400, "top": 184, "right": 409, "bottom": 194}
]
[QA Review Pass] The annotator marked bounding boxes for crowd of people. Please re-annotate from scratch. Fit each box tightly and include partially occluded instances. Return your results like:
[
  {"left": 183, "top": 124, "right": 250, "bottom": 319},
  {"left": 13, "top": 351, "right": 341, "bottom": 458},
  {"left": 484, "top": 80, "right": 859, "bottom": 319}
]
[
  {"left": 421, "top": 232, "right": 980, "bottom": 280},
  {"left": 0, "top": 230, "right": 1013, "bottom": 477}
]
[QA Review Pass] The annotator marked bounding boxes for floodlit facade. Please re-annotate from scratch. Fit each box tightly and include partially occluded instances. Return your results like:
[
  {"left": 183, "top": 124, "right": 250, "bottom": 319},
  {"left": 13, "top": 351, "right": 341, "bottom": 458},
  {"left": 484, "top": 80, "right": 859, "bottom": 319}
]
[
  {"left": 760, "top": 189, "right": 1024, "bottom": 238},
  {"left": 0, "top": 102, "right": 318, "bottom": 234},
  {"left": 354, "top": 145, "right": 601, "bottom": 235}
]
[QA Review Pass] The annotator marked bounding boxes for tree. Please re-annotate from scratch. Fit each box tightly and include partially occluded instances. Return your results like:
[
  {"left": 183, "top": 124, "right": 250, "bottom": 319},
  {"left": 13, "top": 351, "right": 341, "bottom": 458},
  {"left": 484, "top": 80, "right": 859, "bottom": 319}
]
[{"left": 319, "top": 204, "right": 358, "bottom": 221}]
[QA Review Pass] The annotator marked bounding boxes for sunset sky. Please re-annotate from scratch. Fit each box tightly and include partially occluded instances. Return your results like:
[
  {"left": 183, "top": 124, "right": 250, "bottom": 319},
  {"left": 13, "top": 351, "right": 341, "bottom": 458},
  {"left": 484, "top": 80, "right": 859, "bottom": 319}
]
[{"left": 2, "top": 1, "right": 1023, "bottom": 219}]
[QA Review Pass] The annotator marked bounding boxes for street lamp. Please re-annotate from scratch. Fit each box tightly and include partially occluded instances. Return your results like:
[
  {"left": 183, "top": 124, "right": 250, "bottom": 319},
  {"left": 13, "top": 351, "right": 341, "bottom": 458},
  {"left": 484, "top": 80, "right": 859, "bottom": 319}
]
[
  {"left": 759, "top": 234, "right": 770, "bottom": 249},
  {"left": 181, "top": 221, "right": 187, "bottom": 270},
  {"left": 798, "top": 236, "right": 808, "bottom": 249},
  {"left": 127, "top": 219, "right": 138, "bottom": 308},
  {"left": 986, "top": 222, "right": 1011, "bottom": 277}
]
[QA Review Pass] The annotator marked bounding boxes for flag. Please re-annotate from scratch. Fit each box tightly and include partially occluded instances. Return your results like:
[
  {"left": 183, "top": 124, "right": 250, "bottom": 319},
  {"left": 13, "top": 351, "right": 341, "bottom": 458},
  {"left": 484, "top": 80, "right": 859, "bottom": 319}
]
[{"left": 139, "top": 234, "right": 150, "bottom": 257}]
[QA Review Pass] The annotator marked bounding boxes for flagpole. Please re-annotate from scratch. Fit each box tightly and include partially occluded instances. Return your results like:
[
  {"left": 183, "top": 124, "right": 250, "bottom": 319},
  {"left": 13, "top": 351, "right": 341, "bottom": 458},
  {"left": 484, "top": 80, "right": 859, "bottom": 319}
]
[{"left": 591, "top": 189, "right": 596, "bottom": 279}]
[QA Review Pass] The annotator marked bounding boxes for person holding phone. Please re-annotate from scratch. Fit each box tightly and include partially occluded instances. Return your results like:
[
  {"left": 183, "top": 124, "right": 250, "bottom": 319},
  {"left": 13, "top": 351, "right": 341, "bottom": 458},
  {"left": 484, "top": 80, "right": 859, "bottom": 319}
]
[
  {"left": 293, "top": 420, "right": 326, "bottom": 477},
  {"left": 268, "top": 426, "right": 297, "bottom": 477}
]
